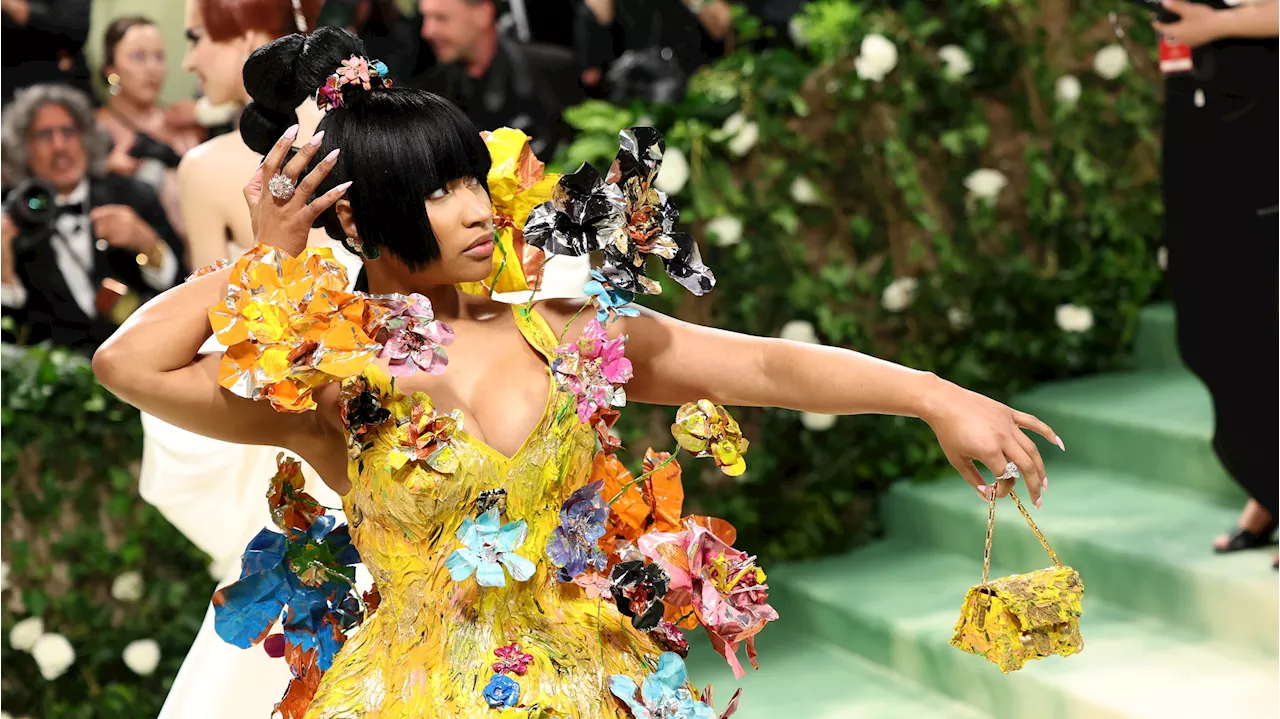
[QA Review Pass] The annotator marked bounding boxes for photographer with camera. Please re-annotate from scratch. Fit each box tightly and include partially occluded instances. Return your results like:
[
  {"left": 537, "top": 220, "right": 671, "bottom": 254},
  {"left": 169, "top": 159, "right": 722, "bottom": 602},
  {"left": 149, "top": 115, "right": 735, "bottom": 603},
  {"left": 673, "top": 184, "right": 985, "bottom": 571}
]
[{"left": 1, "top": 84, "right": 185, "bottom": 353}]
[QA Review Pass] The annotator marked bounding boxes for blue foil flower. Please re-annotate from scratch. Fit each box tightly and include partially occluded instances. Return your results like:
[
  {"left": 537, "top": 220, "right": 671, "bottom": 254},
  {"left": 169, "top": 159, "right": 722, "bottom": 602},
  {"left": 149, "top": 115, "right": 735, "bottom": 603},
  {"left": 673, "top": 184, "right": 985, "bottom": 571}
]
[
  {"left": 609, "top": 652, "right": 713, "bottom": 719},
  {"left": 483, "top": 673, "right": 521, "bottom": 708},
  {"left": 545, "top": 480, "right": 610, "bottom": 583},
  {"left": 584, "top": 270, "right": 640, "bottom": 324},
  {"left": 446, "top": 508, "right": 536, "bottom": 587}
]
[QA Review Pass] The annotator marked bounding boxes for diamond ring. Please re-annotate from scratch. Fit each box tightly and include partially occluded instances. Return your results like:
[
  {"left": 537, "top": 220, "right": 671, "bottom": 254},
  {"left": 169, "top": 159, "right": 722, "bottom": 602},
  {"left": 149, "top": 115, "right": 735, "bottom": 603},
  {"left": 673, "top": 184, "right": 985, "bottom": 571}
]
[
  {"left": 268, "top": 173, "right": 296, "bottom": 201},
  {"left": 996, "top": 461, "right": 1020, "bottom": 480}
]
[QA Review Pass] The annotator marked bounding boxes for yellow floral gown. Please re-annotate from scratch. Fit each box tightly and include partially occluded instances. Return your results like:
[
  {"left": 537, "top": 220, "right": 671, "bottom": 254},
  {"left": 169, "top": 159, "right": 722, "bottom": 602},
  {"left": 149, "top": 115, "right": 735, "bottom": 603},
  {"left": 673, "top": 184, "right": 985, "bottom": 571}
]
[{"left": 305, "top": 305, "right": 661, "bottom": 718}]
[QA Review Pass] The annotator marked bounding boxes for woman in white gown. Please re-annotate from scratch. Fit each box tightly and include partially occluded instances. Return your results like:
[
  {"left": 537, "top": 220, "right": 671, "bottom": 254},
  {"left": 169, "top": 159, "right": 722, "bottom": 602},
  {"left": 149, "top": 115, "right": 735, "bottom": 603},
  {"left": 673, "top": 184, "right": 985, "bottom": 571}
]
[{"left": 149, "top": 1, "right": 589, "bottom": 717}]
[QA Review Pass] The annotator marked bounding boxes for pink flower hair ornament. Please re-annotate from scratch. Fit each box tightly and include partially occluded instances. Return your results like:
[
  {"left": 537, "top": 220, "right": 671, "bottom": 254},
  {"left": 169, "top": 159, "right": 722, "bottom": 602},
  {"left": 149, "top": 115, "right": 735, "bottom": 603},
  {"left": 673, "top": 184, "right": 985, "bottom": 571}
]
[{"left": 315, "top": 56, "right": 392, "bottom": 112}]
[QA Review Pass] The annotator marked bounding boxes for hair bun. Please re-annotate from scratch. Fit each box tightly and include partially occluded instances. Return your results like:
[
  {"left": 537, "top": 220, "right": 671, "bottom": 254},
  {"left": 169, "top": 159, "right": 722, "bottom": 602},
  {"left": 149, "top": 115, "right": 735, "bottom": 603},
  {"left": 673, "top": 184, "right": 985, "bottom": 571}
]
[{"left": 240, "top": 27, "right": 367, "bottom": 154}]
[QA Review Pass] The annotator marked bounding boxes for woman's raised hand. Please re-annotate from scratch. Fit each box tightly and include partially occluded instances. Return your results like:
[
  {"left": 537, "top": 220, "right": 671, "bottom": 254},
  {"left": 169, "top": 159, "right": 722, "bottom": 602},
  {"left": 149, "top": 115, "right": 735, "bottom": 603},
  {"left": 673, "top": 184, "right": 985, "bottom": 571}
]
[
  {"left": 921, "top": 379, "right": 1062, "bottom": 509},
  {"left": 243, "top": 124, "right": 350, "bottom": 256}
]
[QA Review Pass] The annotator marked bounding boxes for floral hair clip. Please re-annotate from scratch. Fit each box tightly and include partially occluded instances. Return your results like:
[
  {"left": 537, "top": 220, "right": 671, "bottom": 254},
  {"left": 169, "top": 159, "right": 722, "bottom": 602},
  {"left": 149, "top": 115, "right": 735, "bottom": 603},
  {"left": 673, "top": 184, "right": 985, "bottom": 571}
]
[{"left": 316, "top": 55, "right": 391, "bottom": 111}]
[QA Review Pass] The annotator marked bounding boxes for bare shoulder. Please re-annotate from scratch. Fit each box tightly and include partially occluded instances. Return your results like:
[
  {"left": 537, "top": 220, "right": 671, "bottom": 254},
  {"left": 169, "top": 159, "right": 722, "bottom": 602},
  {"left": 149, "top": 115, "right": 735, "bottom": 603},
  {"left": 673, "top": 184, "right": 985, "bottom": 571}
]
[{"left": 180, "top": 133, "right": 257, "bottom": 179}]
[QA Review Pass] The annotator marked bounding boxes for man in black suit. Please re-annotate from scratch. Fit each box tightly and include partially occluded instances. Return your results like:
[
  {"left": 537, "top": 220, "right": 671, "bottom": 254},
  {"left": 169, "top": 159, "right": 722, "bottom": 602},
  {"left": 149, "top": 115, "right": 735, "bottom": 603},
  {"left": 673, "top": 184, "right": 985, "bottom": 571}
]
[
  {"left": 0, "top": 0, "right": 93, "bottom": 105},
  {"left": 412, "top": 0, "right": 585, "bottom": 158},
  {"left": 1, "top": 85, "right": 185, "bottom": 353}
]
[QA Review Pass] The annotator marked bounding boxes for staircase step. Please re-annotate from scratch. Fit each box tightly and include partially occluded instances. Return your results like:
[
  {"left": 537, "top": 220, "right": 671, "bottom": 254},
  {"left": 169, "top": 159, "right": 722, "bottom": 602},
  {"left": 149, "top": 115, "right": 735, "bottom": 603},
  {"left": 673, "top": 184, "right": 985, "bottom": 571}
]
[
  {"left": 1013, "top": 372, "right": 1241, "bottom": 503},
  {"left": 686, "top": 628, "right": 990, "bottom": 719},
  {"left": 882, "top": 467, "right": 1278, "bottom": 656},
  {"left": 1132, "top": 304, "right": 1182, "bottom": 372},
  {"left": 769, "top": 542, "right": 1279, "bottom": 719}
]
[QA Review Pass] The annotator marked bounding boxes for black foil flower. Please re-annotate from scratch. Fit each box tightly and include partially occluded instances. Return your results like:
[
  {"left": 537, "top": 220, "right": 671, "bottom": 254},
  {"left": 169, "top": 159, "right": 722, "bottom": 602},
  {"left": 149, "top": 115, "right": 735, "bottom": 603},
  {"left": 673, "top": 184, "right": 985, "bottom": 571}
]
[
  {"left": 339, "top": 379, "right": 391, "bottom": 461},
  {"left": 609, "top": 559, "right": 670, "bottom": 631},
  {"left": 522, "top": 127, "right": 715, "bottom": 297}
]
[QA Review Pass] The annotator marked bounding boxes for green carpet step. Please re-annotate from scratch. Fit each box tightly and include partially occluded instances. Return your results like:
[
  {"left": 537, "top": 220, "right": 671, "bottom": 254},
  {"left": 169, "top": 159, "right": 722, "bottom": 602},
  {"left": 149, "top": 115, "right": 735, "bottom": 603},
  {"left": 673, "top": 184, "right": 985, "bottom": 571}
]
[
  {"left": 1013, "top": 372, "right": 1241, "bottom": 504},
  {"left": 686, "top": 629, "right": 990, "bottom": 719},
  {"left": 882, "top": 467, "right": 1279, "bottom": 657},
  {"left": 768, "top": 542, "right": 1279, "bottom": 719},
  {"left": 1131, "top": 305, "right": 1182, "bottom": 373}
]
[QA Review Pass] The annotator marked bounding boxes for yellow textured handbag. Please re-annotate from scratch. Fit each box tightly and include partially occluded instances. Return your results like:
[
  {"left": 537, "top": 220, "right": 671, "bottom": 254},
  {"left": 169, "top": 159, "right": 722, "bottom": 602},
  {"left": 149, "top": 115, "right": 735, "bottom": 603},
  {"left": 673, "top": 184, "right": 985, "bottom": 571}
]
[{"left": 949, "top": 490, "right": 1084, "bottom": 673}]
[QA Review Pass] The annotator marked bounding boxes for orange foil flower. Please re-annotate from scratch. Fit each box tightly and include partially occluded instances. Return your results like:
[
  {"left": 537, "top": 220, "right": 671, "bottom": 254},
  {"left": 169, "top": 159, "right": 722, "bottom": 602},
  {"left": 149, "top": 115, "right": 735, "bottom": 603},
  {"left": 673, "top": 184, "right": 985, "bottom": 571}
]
[{"left": 670, "top": 400, "right": 749, "bottom": 476}]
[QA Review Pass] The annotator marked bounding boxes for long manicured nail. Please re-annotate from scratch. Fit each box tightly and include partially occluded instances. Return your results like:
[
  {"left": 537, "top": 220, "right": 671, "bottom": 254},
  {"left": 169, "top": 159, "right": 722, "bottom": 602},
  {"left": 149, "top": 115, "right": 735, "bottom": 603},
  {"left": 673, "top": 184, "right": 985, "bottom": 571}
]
[
  {"left": 324, "top": 148, "right": 340, "bottom": 162},
  {"left": 1042, "top": 476, "right": 1049, "bottom": 494},
  {"left": 1034, "top": 495, "right": 1044, "bottom": 510},
  {"left": 976, "top": 484, "right": 992, "bottom": 496},
  {"left": 284, "top": 124, "right": 299, "bottom": 140},
  {"left": 1054, "top": 436, "right": 1066, "bottom": 452},
  {"left": 334, "top": 180, "right": 353, "bottom": 192},
  {"left": 309, "top": 130, "right": 326, "bottom": 146}
]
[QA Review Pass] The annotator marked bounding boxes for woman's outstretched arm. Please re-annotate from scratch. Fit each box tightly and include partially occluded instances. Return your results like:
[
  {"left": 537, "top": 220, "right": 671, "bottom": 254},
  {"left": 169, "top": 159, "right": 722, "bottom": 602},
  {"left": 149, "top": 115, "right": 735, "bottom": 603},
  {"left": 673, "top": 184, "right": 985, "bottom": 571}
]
[{"left": 545, "top": 301, "right": 1058, "bottom": 507}]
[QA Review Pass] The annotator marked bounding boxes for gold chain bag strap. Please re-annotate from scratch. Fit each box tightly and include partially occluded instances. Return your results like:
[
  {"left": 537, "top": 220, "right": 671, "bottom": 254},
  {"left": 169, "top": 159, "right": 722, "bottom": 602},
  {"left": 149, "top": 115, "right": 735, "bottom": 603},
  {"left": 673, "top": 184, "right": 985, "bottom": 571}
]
[{"left": 949, "top": 490, "right": 1084, "bottom": 672}]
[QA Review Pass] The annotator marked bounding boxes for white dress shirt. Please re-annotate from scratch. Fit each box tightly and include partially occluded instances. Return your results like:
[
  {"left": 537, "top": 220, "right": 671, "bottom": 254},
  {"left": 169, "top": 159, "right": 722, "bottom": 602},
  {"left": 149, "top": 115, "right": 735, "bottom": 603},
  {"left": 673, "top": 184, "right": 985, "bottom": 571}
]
[{"left": 1, "top": 179, "right": 179, "bottom": 314}]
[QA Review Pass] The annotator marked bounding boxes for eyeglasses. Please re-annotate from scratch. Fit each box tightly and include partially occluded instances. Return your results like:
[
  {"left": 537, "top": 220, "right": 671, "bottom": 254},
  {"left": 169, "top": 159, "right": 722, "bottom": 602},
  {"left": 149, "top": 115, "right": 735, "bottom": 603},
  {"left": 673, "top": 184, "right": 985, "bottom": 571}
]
[{"left": 29, "top": 126, "right": 81, "bottom": 144}]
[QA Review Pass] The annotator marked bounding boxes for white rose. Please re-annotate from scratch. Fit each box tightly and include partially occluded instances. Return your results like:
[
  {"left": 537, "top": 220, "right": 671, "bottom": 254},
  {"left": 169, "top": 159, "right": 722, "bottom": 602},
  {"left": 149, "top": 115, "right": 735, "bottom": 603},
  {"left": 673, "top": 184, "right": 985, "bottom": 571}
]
[
  {"left": 938, "top": 45, "right": 973, "bottom": 80},
  {"left": 1157, "top": 246, "right": 1168, "bottom": 270},
  {"left": 704, "top": 215, "right": 744, "bottom": 247},
  {"left": 727, "top": 121, "right": 760, "bottom": 157},
  {"left": 32, "top": 632, "right": 75, "bottom": 680},
  {"left": 722, "top": 111, "right": 747, "bottom": 137},
  {"left": 1093, "top": 44, "right": 1128, "bottom": 80},
  {"left": 881, "top": 277, "right": 918, "bottom": 313},
  {"left": 800, "top": 412, "right": 838, "bottom": 431},
  {"left": 655, "top": 146, "right": 690, "bottom": 196},
  {"left": 122, "top": 638, "right": 162, "bottom": 676},
  {"left": 110, "top": 571, "right": 144, "bottom": 603},
  {"left": 779, "top": 320, "right": 819, "bottom": 345},
  {"left": 1055, "top": 304, "right": 1094, "bottom": 333},
  {"left": 964, "top": 168, "right": 1008, "bottom": 203},
  {"left": 1055, "top": 74, "right": 1082, "bottom": 106},
  {"left": 854, "top": 34, "right": 898, "bottom": 82},
  {"left": 788, "top": 15, "right": 808, "bottom": 47},
  {"left": 789, "top": 176, "right": 822, "bottom": 206},
  {"left": 9, "top": 616, "right": 44, "bottom": 652},
  {"left": 947, "top": 307, "right": 972, "bottom": 329}
]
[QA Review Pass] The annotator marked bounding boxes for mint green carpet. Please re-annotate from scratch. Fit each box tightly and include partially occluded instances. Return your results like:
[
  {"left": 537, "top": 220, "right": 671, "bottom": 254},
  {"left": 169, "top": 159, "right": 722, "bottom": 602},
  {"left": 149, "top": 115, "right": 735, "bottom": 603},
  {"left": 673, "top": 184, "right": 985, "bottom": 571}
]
[{"left": 686, "top": 304, "right": 1278, "bottom": 719}]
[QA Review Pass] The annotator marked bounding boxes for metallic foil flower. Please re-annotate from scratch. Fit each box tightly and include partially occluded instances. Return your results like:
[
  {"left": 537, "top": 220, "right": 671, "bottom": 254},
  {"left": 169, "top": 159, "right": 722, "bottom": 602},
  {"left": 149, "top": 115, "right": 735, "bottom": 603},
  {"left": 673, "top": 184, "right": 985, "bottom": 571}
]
[
  {"left": 491, "top": 642, "right": 535, "bottom": 676},
  {"left": 609, "top": 560, "right": 670, "bottom": 631},
  {"left": 371, "top": 294, "right": 454, "bottom": 377},
  {"left": 459, "top": 128, "right": 561, "bottom": 296},
  {"left": 316, "top": 75, "right": 343, "bottom": 111},
  {"left": 338, "top": 376, "right": 391, "bottom": 461},
  {"left": 267, "top": 455, "right": 327, "bottom": 539},
  {"left": 476, "top": 488, "right": 509, "bottom": 517},
  {"left": 651, "top": 620, "right": 690, "bottom": 658},
  {"left": 584, "top": 269, "right": 641, "bottom": 324},
  {"left": 608, "top": 652, "right": 713, "bottom": 719},
  {"left": 523, "top": 127, "right": 716, "bottom": 297},
  {"left": 671, "top": 400, "right": 749, "bottom": 476},
  {"left": 546, "top": 480, "right": 610, "bottom": 582},
  {"left": 389, "top": 394, "right": 463, "bottom": 474},
  {"left": 446, "top": 508, "right": 536, "bottom": 587},
  {"left": 638, "top": 518, "right": 778, "bottom": 679},
  {"left": 594, "top": 449, "right": 685, "bottom": 554},
  {"left": 552, "top": 319, "right": 633, "bottom": 424},
  {"left": 337, "top": 55, "right": 372, "bottom": 89},
  {"left": 484, "top": 674, "right": 521, "bottom": 708}
]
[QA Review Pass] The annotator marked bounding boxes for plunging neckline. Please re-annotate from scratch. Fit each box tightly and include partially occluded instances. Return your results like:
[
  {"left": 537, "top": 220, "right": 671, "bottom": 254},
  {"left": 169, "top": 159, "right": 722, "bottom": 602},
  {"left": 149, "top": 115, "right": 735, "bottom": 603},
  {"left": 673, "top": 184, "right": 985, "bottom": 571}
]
[{"left": 441, "top": 303, "right": 561, "bottom": 465}]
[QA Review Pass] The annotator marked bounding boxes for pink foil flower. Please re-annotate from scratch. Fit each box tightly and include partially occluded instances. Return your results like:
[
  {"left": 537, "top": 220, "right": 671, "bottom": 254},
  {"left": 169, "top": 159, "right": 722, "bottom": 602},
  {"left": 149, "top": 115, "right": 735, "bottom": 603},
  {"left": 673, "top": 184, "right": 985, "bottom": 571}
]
[
  {"left": 372, "top": 294, "right": 454, "bottom": 377},
  {"left": 551, "top": 319, "right": 632, "bottom": 423},
  {"left": 337, "top": 56, "right": 372, "bottom": 89},
  {"left": 491, "top": 643, "right": 535, "bottom": 676},
  {"left": 637, "top": 519, "right": 778, "bottom": 679}
]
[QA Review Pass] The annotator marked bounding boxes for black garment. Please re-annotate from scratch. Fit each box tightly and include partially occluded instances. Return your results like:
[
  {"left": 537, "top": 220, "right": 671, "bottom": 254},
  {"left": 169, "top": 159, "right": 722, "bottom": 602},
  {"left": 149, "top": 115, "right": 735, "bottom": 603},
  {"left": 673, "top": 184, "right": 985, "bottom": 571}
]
[
  {"left": 2, "top": 174, "right": 187, "bottom": 354},
  {"left": 412, "top": 36, "right": 584, "bottom": 158},
  {"left": 1162, "top": 32, "right": 1279, "bottom": 516},
  {"left": 0, "top": 0, "right": 93, "bottom": 105}
]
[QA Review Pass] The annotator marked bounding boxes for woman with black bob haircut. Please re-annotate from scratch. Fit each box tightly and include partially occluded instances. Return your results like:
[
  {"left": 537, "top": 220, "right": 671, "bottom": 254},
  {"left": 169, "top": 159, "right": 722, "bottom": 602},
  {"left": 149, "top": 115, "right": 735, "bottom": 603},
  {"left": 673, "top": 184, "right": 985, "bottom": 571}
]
[
  {"left": 243, "top": 25, "right": 491, "bottom": 282},
  {"left": 94, "top": 25, "right": 1066, "bottom": 718}
]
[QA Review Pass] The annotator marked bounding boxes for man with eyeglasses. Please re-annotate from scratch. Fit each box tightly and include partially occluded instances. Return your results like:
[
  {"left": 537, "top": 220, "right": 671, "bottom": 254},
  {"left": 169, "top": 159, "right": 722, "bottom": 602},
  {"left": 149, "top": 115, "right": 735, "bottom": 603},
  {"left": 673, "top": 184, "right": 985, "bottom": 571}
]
[{"left": 1, "top": 84, "right": 185, "bottom": 353}]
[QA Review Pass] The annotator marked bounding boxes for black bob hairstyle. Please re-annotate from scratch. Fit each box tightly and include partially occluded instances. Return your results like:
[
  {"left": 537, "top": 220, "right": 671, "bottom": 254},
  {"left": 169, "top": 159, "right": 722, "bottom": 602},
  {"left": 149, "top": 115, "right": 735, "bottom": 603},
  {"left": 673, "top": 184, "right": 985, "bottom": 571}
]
[{"left": 240, "top": 26, "right": 492, "bottom": 271}]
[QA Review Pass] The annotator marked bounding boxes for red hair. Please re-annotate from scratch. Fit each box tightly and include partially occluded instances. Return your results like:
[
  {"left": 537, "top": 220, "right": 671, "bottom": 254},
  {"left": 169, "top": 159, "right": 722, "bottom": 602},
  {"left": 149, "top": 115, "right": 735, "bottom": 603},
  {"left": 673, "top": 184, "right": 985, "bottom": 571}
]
[{"left": 198, "top": 0, "right": 324, "bottom": 42}]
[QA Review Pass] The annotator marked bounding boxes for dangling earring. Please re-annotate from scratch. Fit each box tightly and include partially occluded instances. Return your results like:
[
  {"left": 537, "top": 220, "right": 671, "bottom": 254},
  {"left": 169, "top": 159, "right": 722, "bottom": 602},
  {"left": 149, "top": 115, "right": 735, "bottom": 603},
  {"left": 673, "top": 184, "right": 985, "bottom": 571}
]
[
  {"left": 107, "top": 73, "right": 122, "bottom": 97},
  {"left": 346, "top": 236, "right": 380, "bottom": 260}
]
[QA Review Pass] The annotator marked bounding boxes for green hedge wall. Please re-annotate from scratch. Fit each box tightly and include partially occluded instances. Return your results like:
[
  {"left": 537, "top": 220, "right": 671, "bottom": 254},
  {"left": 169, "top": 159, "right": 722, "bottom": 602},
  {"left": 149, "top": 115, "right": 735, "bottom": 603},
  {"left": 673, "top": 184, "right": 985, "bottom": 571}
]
[{"left": 1, "top": 1, "right": 1163, "bottom": 714}]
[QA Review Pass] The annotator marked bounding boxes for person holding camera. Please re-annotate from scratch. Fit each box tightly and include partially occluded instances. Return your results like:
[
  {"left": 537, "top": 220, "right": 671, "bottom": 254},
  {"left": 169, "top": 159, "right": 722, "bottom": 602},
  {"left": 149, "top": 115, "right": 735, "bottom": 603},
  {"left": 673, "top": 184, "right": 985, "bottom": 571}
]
[
  {"left": 1153, "top": 0, "right": 1278, "bottom": 566},
  {"left": 1, "top": 84, "right": 185, "bottom": 353},
  {"left": 96, "top": 16, "right": 206, "bottom": 240}
]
